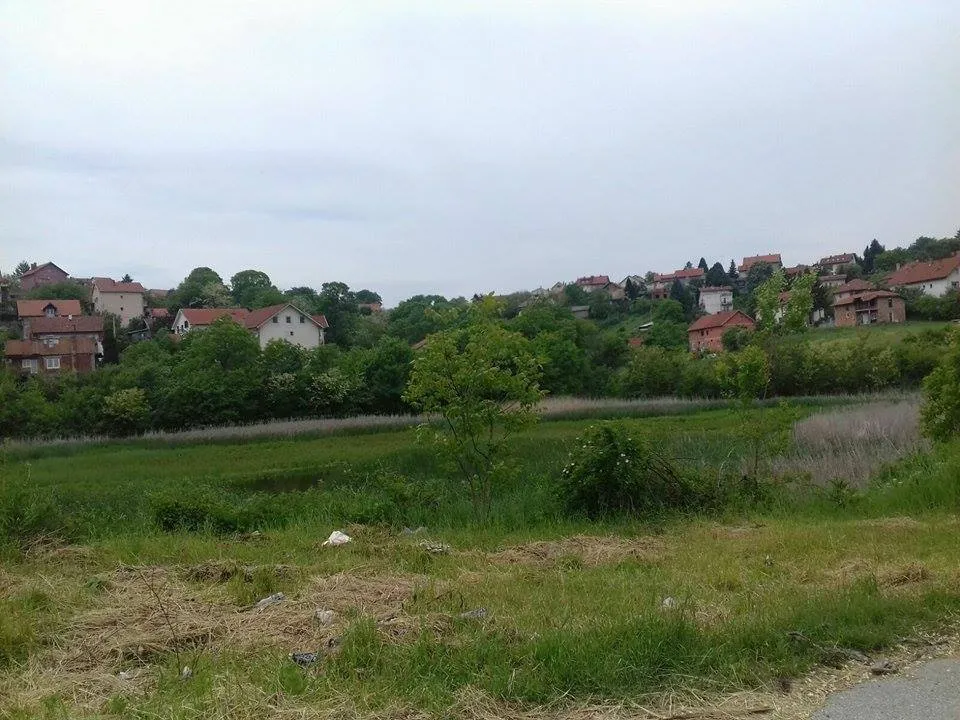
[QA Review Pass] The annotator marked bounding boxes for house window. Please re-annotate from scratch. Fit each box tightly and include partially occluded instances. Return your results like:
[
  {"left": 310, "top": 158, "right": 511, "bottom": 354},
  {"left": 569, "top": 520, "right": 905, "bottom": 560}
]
[
  {"left": 21, "top": 358, "right": 38, "bottom": 373},
  {"left": 272, "top": 316, "right": 279, "bottom": 323},
  {"left": 299, "top": 315, "right": 305, "bottom": 323},
  {"left": 45, "top": 306, "right": 55, "bottom": 317},
  {"left": 888, "top": 300, "right": 893, "bottom": 308},
  {"left": 45, "top": 356, "right": 61, "bottom": 370},
  {"left": 285, "top": 315, "right": 291, "bottom": 323}
]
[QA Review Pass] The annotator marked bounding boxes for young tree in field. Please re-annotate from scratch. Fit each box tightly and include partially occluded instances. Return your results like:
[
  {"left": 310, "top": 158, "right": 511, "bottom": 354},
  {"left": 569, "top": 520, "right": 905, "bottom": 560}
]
[
  {"left": 783, "top": 272, "right": 815, "bottom": 333},
  {"left": 403, "top": 314, "right": 543, "bottom": 520},
  {"left": 921, "top": 331, "right": 960, "bottom": 441},
  {"left": 753, "top": 269, "right": 786, "bottom": 332}
]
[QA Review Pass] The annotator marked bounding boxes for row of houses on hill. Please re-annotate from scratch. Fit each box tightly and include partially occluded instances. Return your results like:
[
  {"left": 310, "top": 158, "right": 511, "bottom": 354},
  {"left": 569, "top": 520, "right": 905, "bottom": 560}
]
[{"left": 3, "top": 263, "right": 329, "bottom": 376}]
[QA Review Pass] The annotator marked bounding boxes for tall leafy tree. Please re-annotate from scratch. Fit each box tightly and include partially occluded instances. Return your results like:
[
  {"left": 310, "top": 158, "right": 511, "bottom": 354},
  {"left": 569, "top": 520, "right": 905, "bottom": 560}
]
[
  {"left": 170, "top": 267, "right": 231, "bottom": 310},
  {"left": 317, "top": 281, "right": 360, "bottom": 346},
  {"left": 861, "top": 239, "right": 885, "bottom": 273},
  {"left": 705, "top": 262, "right": 728, "bottom": 287},
  {"left": 783, "top": 272, "right": 815, "bottom": 333},
  {"left": 697, "top": 257, "right": 708, "bottom": 271},
  {"left": 728, "top": 260, "right": 739, "bottom": 282},
  {"left": 753, "top": 269, "right": 786, "bottom": 332},
  {"left": 230, "top": 270, "right": 275, "bottom": 307}
]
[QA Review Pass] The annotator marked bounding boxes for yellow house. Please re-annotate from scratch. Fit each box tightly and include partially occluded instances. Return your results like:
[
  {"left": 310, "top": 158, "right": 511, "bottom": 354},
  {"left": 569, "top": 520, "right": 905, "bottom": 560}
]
[{"left": 91, "top": 278, "right": 146, "bottom": 326}]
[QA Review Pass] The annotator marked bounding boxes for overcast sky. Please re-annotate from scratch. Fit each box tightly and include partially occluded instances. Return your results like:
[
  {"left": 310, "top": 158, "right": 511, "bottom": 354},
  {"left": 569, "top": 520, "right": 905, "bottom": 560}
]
[{"left": 2, "top": 1, "right": 958, "bottom": 304}]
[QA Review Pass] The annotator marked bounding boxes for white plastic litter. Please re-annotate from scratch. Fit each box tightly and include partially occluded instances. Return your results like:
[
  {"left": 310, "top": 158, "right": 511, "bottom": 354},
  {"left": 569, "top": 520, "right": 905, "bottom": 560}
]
[
  {"left": 315, "top": 609, "right": 336, "bottom": 625},
  {"left": 253, "top": 592, "right": 286, "bottom": 611},
  {"left": 322, "top": 530, "right": 352, "bottom": 546},
  {"left": 661, "top": 596, "right": 678, "bottom": 610},
  {"left": 118, "top": 671, "right": 134, "bottom": 681},
  {"left": 180, "top": 666, "right": 193, "bottom": 680}
]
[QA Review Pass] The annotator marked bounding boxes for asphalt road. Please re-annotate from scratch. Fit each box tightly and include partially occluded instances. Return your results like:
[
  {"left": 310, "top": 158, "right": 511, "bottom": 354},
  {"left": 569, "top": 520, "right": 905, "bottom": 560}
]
[{"left": 811, "top": 657, "right": 960, "bottom": 719}]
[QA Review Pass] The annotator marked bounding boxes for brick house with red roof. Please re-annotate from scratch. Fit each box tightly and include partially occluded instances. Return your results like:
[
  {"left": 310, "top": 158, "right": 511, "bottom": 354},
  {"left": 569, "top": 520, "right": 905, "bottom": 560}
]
[
  {"left": 885, "top": 254, "right": 960, "bottom": 297},
  {"left": 23, "top": 315, "right": 104, "bottom": 346},
  {"left": 4, "top": 337, "right": 99, "bottom": 375},
  {"left": 18, "top": 262, "right": 69, "bottom": 292},
  {"left": 831, "top": 279, "right": 876, "bottom": 305},
  {"left": 834, "top": 291, "right": 905, "bottom": 327},
  {"left": 688, "top": 311, "right": 755, "bottom": 353},
  {"left": 16, "top": 299, "right": 83, "bottom": 320}
]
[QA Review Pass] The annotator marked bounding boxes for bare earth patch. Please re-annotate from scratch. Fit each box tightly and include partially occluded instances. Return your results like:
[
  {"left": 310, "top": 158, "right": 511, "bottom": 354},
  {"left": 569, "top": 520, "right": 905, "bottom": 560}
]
[{"left": 488, "top": 535, "right": 666, "bottom": 567}]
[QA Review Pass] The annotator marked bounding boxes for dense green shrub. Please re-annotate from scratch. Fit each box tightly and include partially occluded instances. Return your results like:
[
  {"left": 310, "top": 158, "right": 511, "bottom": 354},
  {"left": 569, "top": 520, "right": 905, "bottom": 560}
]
[
  {"left": 921, "top": 331, "right": 960, "bottom": 441},
  {"left": 557, "top": 422, "right": 694, "bottom": 517}
]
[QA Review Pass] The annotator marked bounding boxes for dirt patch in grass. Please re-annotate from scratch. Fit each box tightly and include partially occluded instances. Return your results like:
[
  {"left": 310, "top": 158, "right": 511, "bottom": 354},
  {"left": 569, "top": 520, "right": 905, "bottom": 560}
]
[
  {"left": 182, "top": 560, "right": 295, "bottom": 584},
  {"left": 488, "top": 535, "right": 666, "bottom": 568},
  {"left": 877, "top": 562, "right": 932, "bottom": 588},
  {"left": 856, "top": 516, "right": 926, "bottom": 530}
]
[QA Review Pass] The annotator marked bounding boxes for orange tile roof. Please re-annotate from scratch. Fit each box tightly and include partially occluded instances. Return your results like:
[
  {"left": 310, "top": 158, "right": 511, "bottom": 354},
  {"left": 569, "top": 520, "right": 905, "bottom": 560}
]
[
  {"left": 92, "top": 277, "right": 146, "bottom": 293},
  {"left": 179, "top": 308, "right": 249, "bottom": 326},
  {"left": 688, "top": 310, "right": 755, "bottom": 332},
  {"left": 26, "top": 316, "right": 104, "bottom": 336},
  {"left": 19, "top": 262, "right": 68, "bottom": 278},
  {"left": 656, "top": 268, "right": 705, "bottom": 282},
  {"left": 739, "top": 254, "right": 782, "bottom": 273},
  {"left": 833, "top": 290, "right": 901, "bottom": 307},
  {"left": 5, "top": 337, "right": 99, "bottom": 357},
  {"left": 886, "top": 254, "right": 960, "bottom": 286},
  {"left": 16, "top": 299, "right": 83, "bottom": 318},
  {"left": 833, "top": 279, "right": 875, "bottom": 294}
]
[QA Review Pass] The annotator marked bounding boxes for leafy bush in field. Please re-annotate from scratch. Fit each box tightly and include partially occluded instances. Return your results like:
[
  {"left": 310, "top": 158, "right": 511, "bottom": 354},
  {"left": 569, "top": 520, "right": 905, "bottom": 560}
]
[
  {"left": 921, "top": 331, "right": 960, "bottom": 441},
  {"left": 557, "top": 422, "right": 693, "bottom": 517},
  {"left": 101, "top": 388, "right": 150, "bottom": 436},
  {"left": 0, "top": 482, "right": 68, "bottom": 545}
]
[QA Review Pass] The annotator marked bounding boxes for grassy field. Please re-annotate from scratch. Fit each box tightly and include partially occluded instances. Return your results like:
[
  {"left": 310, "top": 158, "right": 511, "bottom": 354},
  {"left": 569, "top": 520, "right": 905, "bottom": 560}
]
[
  {"left": 1, "top": 398, "right": 958, "bottom": 719},
  {"left": 806, "top": 320, "right": 952, "bottom": 344}
]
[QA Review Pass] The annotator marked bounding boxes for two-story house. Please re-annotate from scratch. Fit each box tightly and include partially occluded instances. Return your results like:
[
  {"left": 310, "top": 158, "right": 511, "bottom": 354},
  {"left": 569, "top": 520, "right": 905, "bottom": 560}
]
[
  {"left": 18, "top": 262, "right": 69, "bottom": 292},
  {"left": 4, "top": 337, "right": 99, "bottom": 375},
  {"left": 885, "top": 254, "right": 960, "bottom": 297},
  {"left": 817, "top": 253, "right": 857, "bottom": 275},
  {"left": 687, "top": 311, "right": 756, "bottom": 353},
  {"left": 698, "top": 286, "right": 733, "bottom": 315},
  {"left": 831, "top": 279, "right": 875, "bottom": 304},
  {"left": 91, "top": 278, "right": 147, "bottom": 325},
  {"left": 172, "top": 303, "right": 328, "bottom": 349},
  {"left": 834, "top": 291, "right": 905, "bottom": 327}
]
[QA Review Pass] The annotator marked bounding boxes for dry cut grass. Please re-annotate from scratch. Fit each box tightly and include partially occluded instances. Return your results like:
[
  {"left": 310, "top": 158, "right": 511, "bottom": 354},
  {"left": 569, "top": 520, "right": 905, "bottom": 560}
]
[{"left": 773, "top": 400, "right": 927, "bottom": 487}]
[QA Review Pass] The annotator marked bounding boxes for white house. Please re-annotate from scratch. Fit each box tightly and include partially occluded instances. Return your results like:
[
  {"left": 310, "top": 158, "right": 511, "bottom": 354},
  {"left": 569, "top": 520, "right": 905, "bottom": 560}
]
[
  {"left": 698, "top": 286, "right": 733, "bottom": 315},
  {"left": 172, "top": 303, "right": 328, "bottom": 349},
  {"left": 886, "top": 254, "right": 960, "bottom": 297},
  {"left": 91, "top": 278, "right": 146, "bottom": 326}
]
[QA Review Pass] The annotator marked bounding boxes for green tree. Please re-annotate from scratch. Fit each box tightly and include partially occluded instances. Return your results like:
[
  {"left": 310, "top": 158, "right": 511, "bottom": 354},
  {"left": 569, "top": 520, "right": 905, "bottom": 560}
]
[
  {"left": 753, "top": 270, "right": 786, "bottom": 332},
  {"left": 121, "top": 273, "right": 133, "bottom": 283},
  {"left": 563, "top": 283, "right": 589, "bottom": 306},
  {"left": 728, "top": 260, "right": 739, "bottom": 283},
  {"left": 170, "top": 267, "right": 232, "bottom": 310},
  {"left": 230, "top": 269, "right": 275, "bottom": 307},
  {"left": 861, "top": 239, "right": 885, "bottom": 273},
  {"left": 921, "top": 331, "right": 960, "bottom": 441},
  {"left": 317, "top": 282, "right": 360, "bottom": 346},
  {"left": 355, "top": 289, "right": 382, "bottom": 305},
  {"left": 388, "top": 294, "right": 465, "bottom": 344},
  {"left": 705, "top": 262, "right": 728, "bottom": 287},
  {"left": 783, "top": 272, "right": 815, "bottom": 333},
  {"left": 697, "top": 257, "right": 708, "bottom": 271},
  {"left": 24, "top": 282, "right": 90, "bottom": 305},
  {"left": 102, "top": 388, "right": 150, "bottom": 436},
  {"left": 14, "top": 261, "right": 30, "bottom": 277},
  {"left": 403, "top": 318, "right": 543, "bottom": 520}
]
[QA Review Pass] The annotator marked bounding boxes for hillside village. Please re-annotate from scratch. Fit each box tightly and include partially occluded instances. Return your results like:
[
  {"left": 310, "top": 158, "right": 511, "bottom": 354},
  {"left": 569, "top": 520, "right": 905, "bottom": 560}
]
[{"left": 3, "top": 234, "right": 959, "bottom": 377}]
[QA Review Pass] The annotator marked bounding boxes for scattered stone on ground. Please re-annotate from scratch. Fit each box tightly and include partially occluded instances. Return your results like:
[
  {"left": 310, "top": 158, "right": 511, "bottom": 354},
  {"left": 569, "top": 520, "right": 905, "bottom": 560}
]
[
  {"left": 289, "top": 651, "right": 319, "bottom": 667},
  {"left": 661, "top": 596, "right": 678, "bottom": 610},
  {"left": 419, "top": 540, "right": 452, "bottom": 555},
  {"left": 249, "top": 592, "right": 285, "bottom": 612},
  {"left": 458, "top": 608, "right": 487, "bottom": 620},
  {"left": 314, "top": 608, "right": 336, "bottom": 625},
  {"left": 869, "top": 659, "right": 898, "bottom": 675},
  {"left": 322, "top": 530, "right": 352, "bottom": 546}
]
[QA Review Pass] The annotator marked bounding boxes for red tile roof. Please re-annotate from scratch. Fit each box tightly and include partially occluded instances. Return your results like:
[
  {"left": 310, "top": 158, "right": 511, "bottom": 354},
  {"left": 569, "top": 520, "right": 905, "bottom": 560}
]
[
  {"left": 833, "top": 279, "right": 875, "bottom": 294},
  {"left": 92, "top": 277, "right": 146, "bottom": 293},
  {"left": 688, "top": 310, "right": 755, "bottom": 332},
  {"left": 656, "top": 268, "right": 705, "bottom": 282},
  {"left": 886, "top": 254, "right": 960, "bottom": 286},
  {"left": 149, "top": 308, "right": 171, "bottom": 319},
  {"left": 16, "top": 299, "right": 83, "bottom": 318},
  {"left": 833, "top": 290, "right": 901, "bottom": 307},
  {"left": 576, "top": 275, "right": 611, "bottom": 286},
  {"left": 26, "top": 315, "right": 104, "bottom": 336},
  {"left": 179, "top": 304, "right": 328, "bottom": 331},
  {"left": 19, "top": 262, "right": 68, "bottom": 279},
  {"left": 785, "top": 264, "right": 811, "bottom": 276},
  {"left": 739, "top": 254, "right": 782, "bottom": 273},
  {"left": 818, "top": 253, "right": 856, "bottom": 266},
  {"left": 5, "top": 337, "right": 99, "bottom": 357},
  {"left": 179, "top": 308, "right": 250, "bottom": 326}
]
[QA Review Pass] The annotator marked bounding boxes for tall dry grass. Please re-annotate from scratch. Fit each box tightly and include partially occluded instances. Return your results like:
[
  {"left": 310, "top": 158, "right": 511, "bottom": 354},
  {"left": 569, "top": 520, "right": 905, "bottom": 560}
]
[{"left": 773, "top": 400, "right": 927, "bottom": 487}]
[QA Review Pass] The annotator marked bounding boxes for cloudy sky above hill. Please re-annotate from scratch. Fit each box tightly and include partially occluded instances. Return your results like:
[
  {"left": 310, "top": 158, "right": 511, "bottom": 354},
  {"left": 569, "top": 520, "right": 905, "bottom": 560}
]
[{"left": 2, "top": 1, "right": 958, "bottom": 303}]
